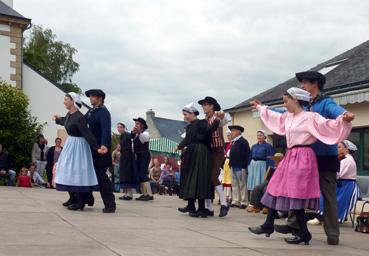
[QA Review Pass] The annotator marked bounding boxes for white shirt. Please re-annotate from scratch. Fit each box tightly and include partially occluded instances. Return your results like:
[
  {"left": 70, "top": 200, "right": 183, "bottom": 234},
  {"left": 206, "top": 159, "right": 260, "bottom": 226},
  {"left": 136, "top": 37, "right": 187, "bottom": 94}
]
[
  {"left": 337, "top": 154, "right": 357, "bottom": 180},
  {"left": 138, "top": 131, "right": 150, "bottom": 144}
]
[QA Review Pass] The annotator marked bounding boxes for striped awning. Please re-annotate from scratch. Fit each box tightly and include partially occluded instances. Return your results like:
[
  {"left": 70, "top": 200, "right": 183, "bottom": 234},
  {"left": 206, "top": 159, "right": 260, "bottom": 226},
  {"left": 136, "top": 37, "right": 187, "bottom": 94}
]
[{"left": 149, "top": 137, "right": 180, "bottom": 156}]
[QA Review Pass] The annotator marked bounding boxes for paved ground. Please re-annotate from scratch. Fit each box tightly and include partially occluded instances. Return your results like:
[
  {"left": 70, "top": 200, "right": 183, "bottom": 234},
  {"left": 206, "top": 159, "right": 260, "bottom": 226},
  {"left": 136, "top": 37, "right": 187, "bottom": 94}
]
[{"left": 1, "top": 187, "right": 369, "bottom": 256}]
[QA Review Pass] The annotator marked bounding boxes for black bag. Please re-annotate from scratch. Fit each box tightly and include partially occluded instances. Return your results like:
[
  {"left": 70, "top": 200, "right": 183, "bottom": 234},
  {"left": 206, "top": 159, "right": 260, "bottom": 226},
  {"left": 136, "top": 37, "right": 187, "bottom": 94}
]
[{"left": 355, "top": 201, "right": 369, "bottom": 233}]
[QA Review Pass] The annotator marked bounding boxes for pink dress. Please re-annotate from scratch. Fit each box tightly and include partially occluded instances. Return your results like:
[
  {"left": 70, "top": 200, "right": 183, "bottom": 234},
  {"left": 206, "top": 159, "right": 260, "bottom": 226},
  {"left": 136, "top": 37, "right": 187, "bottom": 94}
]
[{"left": 257, "top": 105, "right": 352, "bottom": 211}]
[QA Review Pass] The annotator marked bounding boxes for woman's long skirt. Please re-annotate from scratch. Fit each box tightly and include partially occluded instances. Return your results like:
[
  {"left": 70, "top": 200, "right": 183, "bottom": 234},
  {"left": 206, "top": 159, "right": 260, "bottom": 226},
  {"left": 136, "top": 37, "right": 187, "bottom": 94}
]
[
  {"left": 120, "top": 150, "right": 139, "bottom": 189},
  {"left": 247, "top": 160, "right": 267, "bottom": 191},
  {"left": 55, "top": 136, "right": 98, "bottom": 192},
  {"left": 182, "top": 143, "right": 213, "bottom": 200},
  {"left": 261, "top": 147, "right": 320, "bottom": 211},
  {"left": 318, "top": 179, "right": 360, "bottom": 223}
]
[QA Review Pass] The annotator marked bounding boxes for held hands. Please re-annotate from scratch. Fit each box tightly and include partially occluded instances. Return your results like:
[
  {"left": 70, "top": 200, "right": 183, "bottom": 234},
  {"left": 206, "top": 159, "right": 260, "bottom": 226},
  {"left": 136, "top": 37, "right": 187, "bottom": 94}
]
[
  {"left": 97, "top": 145, "right": 108, "bottom": 155},
  {"left": 52, "top": 114, "right": 61, "bottom": 121},
  {"left": 215, "top": 111, "right": 225, "bottom": 120},
  {"left": 342, "top": 111, "right": 355, "bottom": 122},
  {"left": 249, "top": 100, "right": 262, "bottom": 109}
]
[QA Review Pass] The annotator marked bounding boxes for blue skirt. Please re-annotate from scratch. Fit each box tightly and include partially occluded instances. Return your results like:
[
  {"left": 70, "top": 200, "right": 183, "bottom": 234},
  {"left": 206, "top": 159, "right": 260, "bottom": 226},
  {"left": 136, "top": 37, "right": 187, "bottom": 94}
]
[
  {"left": 55, "top": 136, "right": 98, "bottom": 192},
  {"left": 318, "top": 179, "right": 359, "bottom": 223},
  {"left": 247, "top": 160, "right": 267, "bottom": 190}
]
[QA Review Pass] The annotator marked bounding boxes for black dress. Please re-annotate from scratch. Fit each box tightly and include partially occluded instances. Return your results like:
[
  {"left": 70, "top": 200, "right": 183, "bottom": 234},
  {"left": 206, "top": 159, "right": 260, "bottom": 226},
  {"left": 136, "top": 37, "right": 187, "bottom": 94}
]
[
  {"left": 119, "top": 132, "right": 139, "bottom": 188},
  {"left": 178, "top": 119, "right": 219, "bottom": 200}
]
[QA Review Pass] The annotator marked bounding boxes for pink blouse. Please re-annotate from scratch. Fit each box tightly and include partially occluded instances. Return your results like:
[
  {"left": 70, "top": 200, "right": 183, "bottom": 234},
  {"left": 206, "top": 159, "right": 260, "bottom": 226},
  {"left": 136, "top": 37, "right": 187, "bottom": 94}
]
[
  {"left": 337, "top": 154, "right": 357, "bottom": 180},
  {"left": 257, "top": 105, "right": 352, "bottom": 149}
]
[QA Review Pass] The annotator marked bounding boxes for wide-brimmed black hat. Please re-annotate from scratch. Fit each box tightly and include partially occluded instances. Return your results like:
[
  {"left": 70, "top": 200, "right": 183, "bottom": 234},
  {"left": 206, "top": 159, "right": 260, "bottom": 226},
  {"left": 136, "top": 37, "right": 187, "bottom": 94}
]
[
  {"left": 295, "top": 71, "right": 326, "bottom": 90},
  {"left": 133, "top": 117, "right": 148, "bottom": 129},
  {"left": 198, "top": 96, "right": 221, "bottom": 111},
  {"left": 228, "top": 125, "right": 244, "bottom": 133},
  {"left": 85, "top": 89, "right": 106, "bottom": 99}
]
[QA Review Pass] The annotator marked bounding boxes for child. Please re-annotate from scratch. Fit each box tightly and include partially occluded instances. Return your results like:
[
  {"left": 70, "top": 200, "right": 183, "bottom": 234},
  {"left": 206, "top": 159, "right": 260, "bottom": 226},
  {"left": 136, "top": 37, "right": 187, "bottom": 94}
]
[
  {"left": 17, "top": 167, "right": 32, "bottom": 188},
  {"left": 28, "top": 162, "right": 47, "bottom": 187}
]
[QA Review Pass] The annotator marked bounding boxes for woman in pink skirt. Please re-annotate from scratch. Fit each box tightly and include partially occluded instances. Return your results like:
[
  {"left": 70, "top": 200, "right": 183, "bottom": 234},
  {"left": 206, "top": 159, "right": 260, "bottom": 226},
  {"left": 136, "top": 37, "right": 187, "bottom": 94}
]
[{"left": 248, "top": 87, "right": 352, "bottom": 245}]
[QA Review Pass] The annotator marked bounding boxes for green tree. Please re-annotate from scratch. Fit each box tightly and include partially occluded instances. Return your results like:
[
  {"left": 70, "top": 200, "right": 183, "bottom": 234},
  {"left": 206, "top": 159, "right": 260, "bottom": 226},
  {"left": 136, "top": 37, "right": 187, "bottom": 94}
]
[
  {"left": 0, "top": 82, "right": 43, "bottom": 170},
  {"left": 23, "top": 25, "right": 81, "bottom": 93}
]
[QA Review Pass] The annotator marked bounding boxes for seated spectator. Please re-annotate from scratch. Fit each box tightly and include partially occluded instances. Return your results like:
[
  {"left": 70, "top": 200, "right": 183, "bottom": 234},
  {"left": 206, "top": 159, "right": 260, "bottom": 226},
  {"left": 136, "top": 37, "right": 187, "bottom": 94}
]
[
  {"left": 17, "top": 167, "right": 32, "bottom": 188},
  {"left": 0, "top": 144, "right": 16, "bottom": 186},
  {"left": 308, "top": 140, "right": 360, "bottom": 225},
  {"left": 160, "top": 163, "right": 176, "bottom": 195},
  {"left": 28, "top": 162, "right": 47, "bottom": 187},
  {"left": 246, "top": 153, "right": 284, "bottom": 214},
  {"left": 149, "top": 158, "right": 163, "bottom": 194}
]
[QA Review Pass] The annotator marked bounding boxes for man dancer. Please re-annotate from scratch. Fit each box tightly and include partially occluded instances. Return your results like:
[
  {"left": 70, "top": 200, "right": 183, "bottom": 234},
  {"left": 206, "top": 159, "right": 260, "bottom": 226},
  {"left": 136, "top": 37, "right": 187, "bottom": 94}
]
[
  {"left": 274, "top": 71, "right": 355, "bottom": 245},
  {"left": 84, "top": 89, "right": 116, "bottom": 213},
  {"left": 198, "top": 96, "right": 229, "bottom": 217},
  {"left": 132, "top": 117, "right": 154, "bottom": 201}
]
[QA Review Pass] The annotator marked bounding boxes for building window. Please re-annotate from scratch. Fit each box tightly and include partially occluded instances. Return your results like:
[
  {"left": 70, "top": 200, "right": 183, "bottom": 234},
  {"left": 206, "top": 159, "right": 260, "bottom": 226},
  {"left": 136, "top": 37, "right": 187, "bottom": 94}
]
[{"left": 348, "top": 127, "right": 369, "bottom": 176}]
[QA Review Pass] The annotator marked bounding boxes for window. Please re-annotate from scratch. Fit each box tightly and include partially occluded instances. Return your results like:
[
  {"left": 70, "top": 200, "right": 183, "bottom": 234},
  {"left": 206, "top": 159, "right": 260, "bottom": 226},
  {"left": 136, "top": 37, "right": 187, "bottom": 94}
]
[{"left": 348, "top": 127, "right": 369, "bottom": 176}]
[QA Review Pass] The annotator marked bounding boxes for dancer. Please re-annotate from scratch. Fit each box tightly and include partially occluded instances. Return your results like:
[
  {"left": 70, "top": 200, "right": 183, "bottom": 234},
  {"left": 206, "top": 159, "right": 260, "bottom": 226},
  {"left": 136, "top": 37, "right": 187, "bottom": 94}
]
[
  {"left": 84, "top": 89, "right": 116, "bottom": 213},
  {"left": 309, "top": 140, "right": 359, "bottom": 224},
  {"left": 248, "top": 87, "right": 352, "bottom": 245},
  {"left": 117, "top": 122, "right": 139, "bottom": 200},
  {"left": 274, "top": 71, "right": 355, "bottom": 245},
  {"left": 53, "top": 92, "right": 102, "bottom": 211},
  {"left": 222, "top": 131, "right": 233, "bottom": 204},
  {"left": 177, "top": 103, "right": 221, "bottom": 217},
  {"left": 247, "top": 130, "right": 274, "bottom": 201},
  {"left": 198, "top": 96, "right": 229, "bottom": 217},
  {"left": 132, "top": 117, "right": 154, "bottom": 201}
]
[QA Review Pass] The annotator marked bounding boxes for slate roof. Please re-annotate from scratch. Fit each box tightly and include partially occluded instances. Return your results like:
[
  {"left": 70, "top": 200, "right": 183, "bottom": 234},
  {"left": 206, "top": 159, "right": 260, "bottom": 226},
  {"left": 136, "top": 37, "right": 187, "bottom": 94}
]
[
  {"left": 152, "top": 116, "right": 186, "bottom": 143},
  {"left": 225, "top": 40, "right": 369, "bottom": 112},
  {"left": 0, "top": 1, "right": 30, "bottom": 22}
]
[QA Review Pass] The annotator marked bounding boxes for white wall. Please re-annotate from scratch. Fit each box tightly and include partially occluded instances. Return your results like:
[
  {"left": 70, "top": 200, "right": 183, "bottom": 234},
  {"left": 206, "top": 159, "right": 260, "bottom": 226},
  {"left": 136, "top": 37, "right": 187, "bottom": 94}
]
[
  {"left": 0, "top": 24, "right": 16, "bottom": 86},
  {"left": 22, "top": 64, "right": 89, "bottom": 143}
]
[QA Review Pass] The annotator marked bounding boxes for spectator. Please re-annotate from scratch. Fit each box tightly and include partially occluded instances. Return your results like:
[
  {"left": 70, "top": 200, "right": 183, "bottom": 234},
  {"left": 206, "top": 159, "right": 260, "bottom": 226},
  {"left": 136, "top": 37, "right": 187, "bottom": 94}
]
[
  {"left": 160, "top": 162, "right": 176, "bottom": 195},
  {"left": 28, "top": 162, "right": 47, "bottom": 187},
  {"left": 0, "top": 144, "right": 16, "bottom": 186},
  {"left": 160, "top": 157, "right": 172, "bottom": 172},
  {"left": 112, "top": 144, "right": 121, "bottom": 192},
  {"left": 46, "top": 138, "right": 63, "bottom": 189},
  {"left": 149, "top": 158, "right": 162, "bottom": 194},
  {"left": 228, "top": 125, "right": 251, "bottom": 209},
  {"left": 17, "top": 167, "right": 32, "bottom": 188},
  {"left": 31, "top": 134, "right": 49, "bottom": 178}
]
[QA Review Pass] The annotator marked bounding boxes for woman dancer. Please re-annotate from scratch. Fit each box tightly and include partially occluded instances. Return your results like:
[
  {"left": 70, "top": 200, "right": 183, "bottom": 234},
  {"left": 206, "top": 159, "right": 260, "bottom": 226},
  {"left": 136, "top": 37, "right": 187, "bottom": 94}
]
[
  {"left": 117, "top": 122, "right": 139, "bottom": 200},
  {"left": 177, "top": 103, "right": 220, "bottom": 217},
  {"left": 248, "top": 87, "right": 352, "bottom": 245},
  {"left": 53, "top": 92, "right": 103, "bottom": 211}
]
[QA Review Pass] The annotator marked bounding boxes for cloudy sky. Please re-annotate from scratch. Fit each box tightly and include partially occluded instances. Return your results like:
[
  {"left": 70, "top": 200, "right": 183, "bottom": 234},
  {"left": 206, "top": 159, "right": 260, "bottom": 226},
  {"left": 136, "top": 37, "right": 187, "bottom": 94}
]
[{"left": 15, "top": 0, "right": 369, "bottom": 129}]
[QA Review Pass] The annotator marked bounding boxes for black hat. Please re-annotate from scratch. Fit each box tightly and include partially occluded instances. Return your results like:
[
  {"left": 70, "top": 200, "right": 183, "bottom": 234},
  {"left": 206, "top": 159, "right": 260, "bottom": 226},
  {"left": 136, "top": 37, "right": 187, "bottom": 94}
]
[
  {"left": 198, "top": 96, "right": 221, "bottom": 111},
  {"left": 85, "top": 89, "right": 106, "bottom": 99},
  {"left": 133, "top": 117, "right": 148, "bottom": 130},
  {"left": 228, "top": 125, "right": 244, "bottom": 133},
  {"left": 295, "top": 71, "right": 326, "bottom": 90}
]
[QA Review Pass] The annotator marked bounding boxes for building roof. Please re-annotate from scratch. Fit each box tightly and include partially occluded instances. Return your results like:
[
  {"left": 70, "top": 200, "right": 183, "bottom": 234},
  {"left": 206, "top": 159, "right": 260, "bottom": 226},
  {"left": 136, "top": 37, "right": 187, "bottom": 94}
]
[
  {"left": 0, "top": 1, "right": 31, "bottom": 22},
  {"left": 152, "top": 116, "right": 186, "bottom": 143},
  {"left": 226, "top": 40, "right": 369, "bottom": 112}
]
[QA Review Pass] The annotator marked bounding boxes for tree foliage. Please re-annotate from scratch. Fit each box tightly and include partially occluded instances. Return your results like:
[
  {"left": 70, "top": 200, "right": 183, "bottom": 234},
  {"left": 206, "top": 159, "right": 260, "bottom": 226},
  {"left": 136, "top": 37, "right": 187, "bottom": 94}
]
[
  {"left": 23, "top": 25, "right": 81, "bottom": 93},
  {"left": 0, "top": 82, "right": 43, "bottom": 170}
]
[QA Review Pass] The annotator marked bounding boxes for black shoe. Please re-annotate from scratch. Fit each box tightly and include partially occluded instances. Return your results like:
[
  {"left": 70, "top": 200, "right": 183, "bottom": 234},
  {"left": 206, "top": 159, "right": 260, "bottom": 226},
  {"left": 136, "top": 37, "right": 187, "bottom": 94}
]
[
  {"left": 230, "top": 204, "right": 239, "bottom": 208},
  {"left": 205, "top": 209, "right": 214, "bottom": 217},
  {"left": 67, "top": 203, "right": 85, "bottom": 211},
  {"left": 178, "top": 205, "right": 195, "bottom": 213},
  {"left": 248, "top": 226, "right": 274, "bottom": 237},
  {"left": 219, "top": 205, "right": 230, "bottom": 218},
  {"left": 285, "top": 232, "right": 312, "bottom": 245},
  {"left": 274, "top": 224, "right": 299, "bottom": 235},
  {"left": 119, "top": 196, "right": 133, "bottom": 201},
  {"left": 135, "top": 195, "right": 146, "bottom": 200},
  {"left": 85, "top": 197, "right": 95, "bottom": 207},
  {"left": 62, "top": 197, "right": 75, "bottom": 207},
  {"left": 240, "top": 205, "right": 247, "bottom": 209},
  {"left": 189, "top": 209, "right": 208, "bottom": 218},
  {"left": 102, "top": 207, "right": 116, "bottom": 213},
  {"left": 136, "top": 195, "right": 154, "bottom": 201},
  {"left": 146, "top": 195, "right": 154, "bottom": 201},
  {"left": 327, "top": 236, "right": 339, "bottom": 245}
]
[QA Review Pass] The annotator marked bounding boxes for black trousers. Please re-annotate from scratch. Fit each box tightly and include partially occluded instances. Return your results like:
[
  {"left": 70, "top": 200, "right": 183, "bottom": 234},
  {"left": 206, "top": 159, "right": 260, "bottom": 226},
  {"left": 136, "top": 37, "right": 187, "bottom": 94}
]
[
  {"left": 46, "top": 168, "right": 53, "bottom": 185},
  {"left": 84, "top": 165, "right": 116, "bottom": 208}
]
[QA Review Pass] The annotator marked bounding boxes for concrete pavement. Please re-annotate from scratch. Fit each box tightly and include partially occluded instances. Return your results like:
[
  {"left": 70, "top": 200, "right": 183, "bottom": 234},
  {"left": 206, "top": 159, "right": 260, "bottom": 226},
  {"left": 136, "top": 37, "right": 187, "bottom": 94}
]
[{"left": 1, "top": 187, "right": 368, "bottom": 256}]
